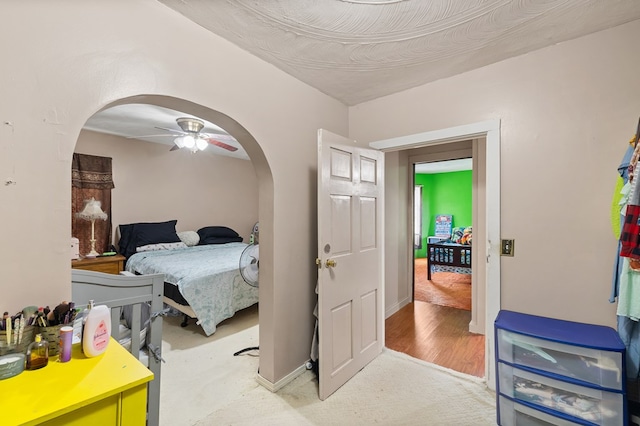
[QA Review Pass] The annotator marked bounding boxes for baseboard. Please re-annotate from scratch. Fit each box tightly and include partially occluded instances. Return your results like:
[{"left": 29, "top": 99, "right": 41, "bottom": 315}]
[
  {"left": 385, "top": 303, "right": 400, "bottom": 319},
  {"left": 256, "top": 361, "right": 309, "bottom": 393},
  {"left": 468, "top": 320, "right": 484, "bottom": 335},
  {"left": 386, "top": 296, "right": 411, "bottom": 319}
]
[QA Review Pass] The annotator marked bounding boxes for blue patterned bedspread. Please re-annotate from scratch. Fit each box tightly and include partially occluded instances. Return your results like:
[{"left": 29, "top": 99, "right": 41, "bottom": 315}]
[{"left": 126, "top": 243, "right": 259, "bottom": 336}]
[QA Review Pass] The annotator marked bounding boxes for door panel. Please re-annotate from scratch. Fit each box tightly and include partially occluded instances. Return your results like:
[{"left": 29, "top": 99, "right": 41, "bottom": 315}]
[
  {"left": 331, "top": 302, "right": 353, "bottom": 373},
  {"left": 318, "top": 129, "right": 384, "bottom": 400},
  {"left": 330, "top": 195, "right": 352, "bottom": 254},
  {"left": 361, "top": 290, "right": 377, "bottom": 350},
  {"left": 360, "top": 197, "right": 376, "bottom": 249}
]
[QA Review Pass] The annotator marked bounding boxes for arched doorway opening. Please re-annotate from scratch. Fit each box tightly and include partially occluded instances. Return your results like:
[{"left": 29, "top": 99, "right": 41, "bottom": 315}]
[{"left": 73, "top": 94, "right": 276, "bottom": 395}]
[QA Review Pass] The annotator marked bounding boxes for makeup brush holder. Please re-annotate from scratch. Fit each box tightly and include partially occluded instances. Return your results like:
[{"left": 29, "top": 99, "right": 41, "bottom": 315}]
[
  {"left": 0, "top": 325, "right": 35, "bottom": 356},
  {"left": 37, "top": 325, "right": 63, "bottom": 356}
]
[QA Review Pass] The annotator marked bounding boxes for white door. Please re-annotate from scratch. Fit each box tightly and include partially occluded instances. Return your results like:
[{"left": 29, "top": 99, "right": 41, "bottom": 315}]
[{"left": 317, "top": 129, "right": 384, "bottom": 400}]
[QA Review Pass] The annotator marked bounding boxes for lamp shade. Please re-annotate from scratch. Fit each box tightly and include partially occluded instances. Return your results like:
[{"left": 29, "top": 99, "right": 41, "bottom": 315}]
[{"left": 76, "top": 197, "right": 108, "bottom": 221}]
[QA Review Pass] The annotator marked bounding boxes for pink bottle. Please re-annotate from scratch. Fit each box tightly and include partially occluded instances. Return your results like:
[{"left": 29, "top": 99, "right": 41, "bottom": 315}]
[{"left": 82, "top": 301, "right": 111, "bottom": 357}]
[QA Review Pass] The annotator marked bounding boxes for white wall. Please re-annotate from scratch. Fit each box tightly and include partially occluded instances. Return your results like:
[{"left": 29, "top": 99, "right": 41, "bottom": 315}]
[
  {"left": 76, "top": 130, "right": 259, "bottom": 241},
  {"left": 0, "top": 0, "right": 347, "bottom": 384},
  {"left": 3, "top": 0, "right": 637, "bottom": 391},
  {"left": 350, "top": 20, "right": 640, "bottom": 327}
]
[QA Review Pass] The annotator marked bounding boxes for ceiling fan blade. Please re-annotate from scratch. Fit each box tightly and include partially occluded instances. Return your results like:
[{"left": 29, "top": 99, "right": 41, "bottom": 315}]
[
  {"left": 201, "top": 132, "right": 234, "bottom": 139},
  {"left": 207, "top": 138, "right": 238, "bottom": 152},
  {"left": 126, "top": 133, "right": 177, "bottom": 139},
  {"left": 169, "top": 144, "right": 180, "bottom": 152},
  {"left": 154, "top": 126, "right": 186, "bottom": 135}
]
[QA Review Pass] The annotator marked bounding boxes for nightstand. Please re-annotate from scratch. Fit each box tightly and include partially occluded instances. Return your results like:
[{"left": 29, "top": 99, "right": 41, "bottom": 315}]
[{"left": 71, "top": 254, "right": 126, "bottom": 275}]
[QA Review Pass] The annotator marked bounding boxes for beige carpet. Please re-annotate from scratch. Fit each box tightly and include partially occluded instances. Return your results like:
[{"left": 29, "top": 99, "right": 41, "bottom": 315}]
[
  {"left": 160, "top": 305, "right": 262, "bottom": 426},
  {"left": 160, "top": 305, "right": 496, "bottom": 426}
]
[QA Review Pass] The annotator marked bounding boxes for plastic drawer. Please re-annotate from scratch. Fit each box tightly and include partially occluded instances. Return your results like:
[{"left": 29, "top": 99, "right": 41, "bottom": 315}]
[
  {"left": 497, "top": 329, "right": 623, "bottom": 390},
  {"left": 498, "top": 363, "right": 623, "bottom": 425},
  {"left": 499, "top": 395, "right": 582, "bottom": 425}
]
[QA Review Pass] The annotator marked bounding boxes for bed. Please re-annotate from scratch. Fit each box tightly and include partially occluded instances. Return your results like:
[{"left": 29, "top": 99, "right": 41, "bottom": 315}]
[
  {"left": 71, "top": 269, "right": 164, "bottom": 426},
  {"left": 426, "top": 226, "right": 472, "bottom": 280},
  {"left": 118, "top": 221, "right": 259, "bottom": 336}
]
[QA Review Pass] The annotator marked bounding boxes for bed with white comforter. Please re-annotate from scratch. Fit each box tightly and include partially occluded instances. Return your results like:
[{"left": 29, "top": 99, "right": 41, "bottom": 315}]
[{"left": 126, "top": 243, "right": 258, "bottom": 336}]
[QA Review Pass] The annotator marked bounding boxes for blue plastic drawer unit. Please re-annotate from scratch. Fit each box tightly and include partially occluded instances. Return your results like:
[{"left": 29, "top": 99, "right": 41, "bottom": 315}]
[{"left": 494, "top": 310, "right": 627, "bottom": 426}]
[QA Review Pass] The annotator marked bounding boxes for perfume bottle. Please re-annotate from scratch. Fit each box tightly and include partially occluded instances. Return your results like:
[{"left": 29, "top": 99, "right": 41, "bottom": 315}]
[{"left": 26, "top": 333, "right": 49, "bottom": 370}]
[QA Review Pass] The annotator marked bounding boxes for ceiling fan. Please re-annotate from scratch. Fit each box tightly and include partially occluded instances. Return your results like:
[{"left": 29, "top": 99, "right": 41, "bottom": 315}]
[{"left": 138, "top": 117, "right": 238, "bottom": 153}]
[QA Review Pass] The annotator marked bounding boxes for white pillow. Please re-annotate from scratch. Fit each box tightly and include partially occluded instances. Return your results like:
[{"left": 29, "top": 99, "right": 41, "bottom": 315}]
[
  {"left": 136, "top": 241, "right": 187, "bottom": 252},
  {"left": 177, "top": 231, "right": 200, "bottom": 247}
]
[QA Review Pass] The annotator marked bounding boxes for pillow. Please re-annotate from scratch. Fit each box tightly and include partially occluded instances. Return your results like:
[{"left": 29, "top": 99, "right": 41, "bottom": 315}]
[
  {"left": 117, "top": 223, "right": 135, "bottom": 254},
  {"left": 199, "top": 236, "right": 244, "bottom": 245},
  {"left": 118, "top": 220, "right": 181, "bottom": 258},
  {"left": 450, "top": 227, "right": 465, "bottom": 244},
  {"left": 197, "top": 226, "right": 240, "bottom": 239},
  {"left": 197, "top": 226, "right": 243, "bottom": 245},
  {"left": 460, "top": 226, "right": 472, "bottom": 245},
  {"left": 136, "top": 242, "right": 187, "bottom": 253},
  {"left": 177, "top": 231, "right": 200, "bottom": 247}
]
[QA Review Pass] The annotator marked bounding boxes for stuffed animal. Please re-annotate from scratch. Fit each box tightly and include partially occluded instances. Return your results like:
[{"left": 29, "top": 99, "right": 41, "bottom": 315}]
[{"left": 460, "top": 226, "right": 472, "bottom": 245}]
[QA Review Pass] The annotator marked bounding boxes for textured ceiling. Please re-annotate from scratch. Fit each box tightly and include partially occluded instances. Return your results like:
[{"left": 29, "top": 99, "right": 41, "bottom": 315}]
[
  {"left": 85, "top": 1, "right": 640, "bottom": 157},
  {"left": 159, "top": 0, "right": 640, "bottom": 106}
]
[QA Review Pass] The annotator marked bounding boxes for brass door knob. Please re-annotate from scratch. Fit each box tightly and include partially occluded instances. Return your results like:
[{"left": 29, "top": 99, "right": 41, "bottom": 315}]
[{"left": 325, "top": 259, "right": 337, "bottom": 268}]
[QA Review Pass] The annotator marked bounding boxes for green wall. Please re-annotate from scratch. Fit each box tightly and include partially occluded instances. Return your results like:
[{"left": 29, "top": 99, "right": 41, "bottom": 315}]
[{"left": 414, "top": 170, "right": 472, "bottom": 258}]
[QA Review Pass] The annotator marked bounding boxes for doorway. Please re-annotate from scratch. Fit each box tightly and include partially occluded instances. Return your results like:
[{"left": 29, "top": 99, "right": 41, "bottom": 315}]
[
  {"left": 413, "top": 158, "right": 473, "bottom": 311},
  {"left": 387, "top": 150, "right": 484, "bottom": 377},
  {"left": 371, "top": 119, "right": 501, "bottom": 389},
  {"left": 401, "top": 156, "right": 485, "bottom": 377}
]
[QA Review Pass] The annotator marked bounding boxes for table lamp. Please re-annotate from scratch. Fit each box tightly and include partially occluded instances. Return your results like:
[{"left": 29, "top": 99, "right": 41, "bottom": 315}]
[{"left": 76, "top": 197, "right": 108, "bottom": 258}]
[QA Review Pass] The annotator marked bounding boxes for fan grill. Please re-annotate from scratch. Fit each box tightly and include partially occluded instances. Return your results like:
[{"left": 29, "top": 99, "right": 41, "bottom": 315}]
[{"left": 239, "top": 244, "right": 259, "bottom": 287}]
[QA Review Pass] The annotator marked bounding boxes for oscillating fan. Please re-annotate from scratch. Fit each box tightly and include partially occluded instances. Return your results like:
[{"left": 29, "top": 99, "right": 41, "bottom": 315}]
[
  {"left": 234, "top": 223, "right": 259, "bottom": 356},
  {"left": 240, "top": 221, "right": 259, "bottom": 286},
  {"left": 239, "top": 244, "right": 259, "bottom": 288}
]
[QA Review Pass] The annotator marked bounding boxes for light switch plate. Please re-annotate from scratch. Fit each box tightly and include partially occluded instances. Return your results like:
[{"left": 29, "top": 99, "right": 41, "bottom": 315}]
[{"left": 501, "top": 239, "right": 514, "bottom": 256}]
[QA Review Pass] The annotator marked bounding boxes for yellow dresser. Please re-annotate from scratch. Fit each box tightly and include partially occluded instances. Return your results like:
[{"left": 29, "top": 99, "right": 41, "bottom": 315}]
[{"left": 0, "top": 338, "right": 153, "bottom": 426}]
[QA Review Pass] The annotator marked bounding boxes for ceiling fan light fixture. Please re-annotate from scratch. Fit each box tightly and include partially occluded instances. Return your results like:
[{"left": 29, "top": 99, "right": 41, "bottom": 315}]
[
  {"left": 174, "top": 136, "right": 186, "bottom": 148},
  {"left": 182, "top": 135, "right": 196, "bottom": 149},
  {"left": 195, "top": 137, "right": 208, "bottom": 151},
  {"left": 176, "top": 117, "right": 204, "bottom": 133}
]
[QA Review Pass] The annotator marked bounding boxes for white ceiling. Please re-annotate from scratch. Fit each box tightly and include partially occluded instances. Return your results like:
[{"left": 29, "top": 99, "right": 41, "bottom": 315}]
[
  {"left": 84, "top": 104, "right": 249, "bottom": 160},
  {"left": 84, "top": 1, "right": 640, "bottom": 157},
  {"left": 159, "top": 0, "right": 640, "bottom": 106}
]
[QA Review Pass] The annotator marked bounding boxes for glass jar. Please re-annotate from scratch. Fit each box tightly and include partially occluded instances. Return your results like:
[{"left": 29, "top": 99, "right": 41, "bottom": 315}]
[{"left": 26, "top": 333, "right": 49, "bottom": 370}]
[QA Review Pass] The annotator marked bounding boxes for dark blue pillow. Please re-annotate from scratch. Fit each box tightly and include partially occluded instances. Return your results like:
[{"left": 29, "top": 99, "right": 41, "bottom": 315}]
[
  {"left": 118, "top": 223, "right": 135, "bottom": 256},
  {"left": 199, "top": 236, "right": 244, "bottom": 245},
  {"left": 119, "top": 220, "right": 180, "bottom": 258},
  {"left": 197, "top": 226, "right": 243, "bottom": 245}
]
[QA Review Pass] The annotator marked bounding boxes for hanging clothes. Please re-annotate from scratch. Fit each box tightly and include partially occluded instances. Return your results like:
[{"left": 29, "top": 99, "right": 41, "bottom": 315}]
[
  {"left": 611, "top": 144, "right": 635, "bottom": 302},
  {"left": 619, "top": 135, "right": 640, "bottom": 264},
  {"left": 618, "top": 315, "right": 640, "bottom": 381},
  {"left": 615, "top": 118, "right": 640, "bottom": 380}
]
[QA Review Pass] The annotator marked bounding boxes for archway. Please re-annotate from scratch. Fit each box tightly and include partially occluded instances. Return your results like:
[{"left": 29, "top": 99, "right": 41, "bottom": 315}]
[{"left": 75, "top": 94, "right": 275, "bottom": 381}]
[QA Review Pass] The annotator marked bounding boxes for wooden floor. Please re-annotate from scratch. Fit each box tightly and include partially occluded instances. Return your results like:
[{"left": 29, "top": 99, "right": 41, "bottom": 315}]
[{"left": 385, "top": 301, "right": 485, "bottom": 377}]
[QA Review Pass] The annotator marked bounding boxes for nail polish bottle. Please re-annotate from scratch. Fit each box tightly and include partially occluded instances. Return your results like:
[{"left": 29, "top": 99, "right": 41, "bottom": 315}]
[{"left": 26, "top": 333, "right": 49, "bottom": 370}]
